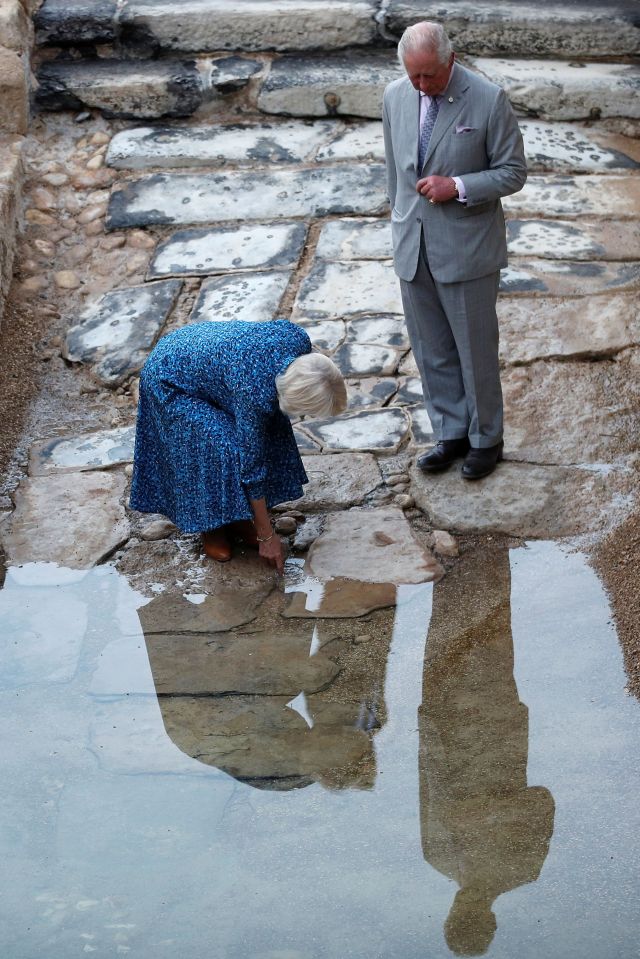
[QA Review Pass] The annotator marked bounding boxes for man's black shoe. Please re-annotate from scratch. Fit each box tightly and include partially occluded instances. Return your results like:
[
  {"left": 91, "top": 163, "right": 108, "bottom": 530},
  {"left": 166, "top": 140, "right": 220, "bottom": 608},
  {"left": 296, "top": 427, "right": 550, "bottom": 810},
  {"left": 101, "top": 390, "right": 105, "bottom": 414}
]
[
  {"left": 461, "top": 441, "right": 504, "bottom": 480},
  {"left": 417, "top": 438, "right": 470, "bottom": 473}
]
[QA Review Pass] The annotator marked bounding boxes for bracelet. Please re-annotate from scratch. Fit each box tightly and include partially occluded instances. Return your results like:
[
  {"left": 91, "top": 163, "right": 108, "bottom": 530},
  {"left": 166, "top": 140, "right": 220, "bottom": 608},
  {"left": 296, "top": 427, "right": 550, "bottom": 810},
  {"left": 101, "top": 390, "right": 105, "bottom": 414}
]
[{"left": 256, "top": 531, "right": 274, "bottom": 544}]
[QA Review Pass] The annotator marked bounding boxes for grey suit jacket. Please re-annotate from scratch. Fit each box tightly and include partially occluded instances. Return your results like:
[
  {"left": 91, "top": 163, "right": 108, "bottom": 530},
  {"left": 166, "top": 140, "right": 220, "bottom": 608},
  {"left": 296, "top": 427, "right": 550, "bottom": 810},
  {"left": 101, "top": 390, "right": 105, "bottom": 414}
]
[{"left": 382, "top": 63, "right": 527, "bottom": 283}]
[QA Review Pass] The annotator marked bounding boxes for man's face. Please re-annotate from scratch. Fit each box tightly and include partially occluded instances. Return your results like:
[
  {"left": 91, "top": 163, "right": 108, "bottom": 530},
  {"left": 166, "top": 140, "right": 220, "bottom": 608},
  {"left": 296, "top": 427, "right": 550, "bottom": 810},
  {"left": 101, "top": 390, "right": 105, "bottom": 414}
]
[{"left": 403, "top": 49, "right": 454, "bottom": 96}]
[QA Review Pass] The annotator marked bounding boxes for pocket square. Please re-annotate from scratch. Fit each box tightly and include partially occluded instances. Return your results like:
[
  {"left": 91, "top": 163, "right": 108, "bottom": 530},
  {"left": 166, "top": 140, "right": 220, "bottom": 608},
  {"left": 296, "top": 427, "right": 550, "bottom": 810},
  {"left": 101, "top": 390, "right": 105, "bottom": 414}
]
[{"left": 455, "top": 125, "right": 477, "bottom": 134}]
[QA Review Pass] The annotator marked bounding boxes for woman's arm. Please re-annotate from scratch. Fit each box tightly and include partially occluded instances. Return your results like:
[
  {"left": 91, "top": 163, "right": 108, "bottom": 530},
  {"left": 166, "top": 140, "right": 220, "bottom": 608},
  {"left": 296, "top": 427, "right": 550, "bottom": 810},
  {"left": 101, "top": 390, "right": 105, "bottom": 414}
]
[{"left": 250, "top": 496, "right": 285, "bottom": 575}]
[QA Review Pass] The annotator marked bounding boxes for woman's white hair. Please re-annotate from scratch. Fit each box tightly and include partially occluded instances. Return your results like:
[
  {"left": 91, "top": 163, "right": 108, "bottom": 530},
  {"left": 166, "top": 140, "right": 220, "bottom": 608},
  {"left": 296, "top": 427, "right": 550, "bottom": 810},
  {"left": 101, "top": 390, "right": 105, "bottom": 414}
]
[
  {"left": 397, "top": 21, "right": 452, "bottom": 67},
  {"left": 276, "top": 352, "right": 347, "bottom": 419}
]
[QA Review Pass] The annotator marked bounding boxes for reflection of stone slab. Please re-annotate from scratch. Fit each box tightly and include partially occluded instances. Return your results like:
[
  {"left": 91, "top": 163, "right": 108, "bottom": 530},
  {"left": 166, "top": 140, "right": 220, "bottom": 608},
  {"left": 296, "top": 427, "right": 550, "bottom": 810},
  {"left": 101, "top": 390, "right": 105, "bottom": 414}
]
[
  {"left": 29, "top": 426, "right": 135, "bottom": 476},
  {"left": 304, "top": 407, "right": 409, "bottom": 452},
  {"left": 473, "top": 59, "right": 640, "bottom": 121},
  {"left": 346, "top": 315, "right": 409, "bottom": 349},
  {"left": 408, "top": 406, "right": 434, "bottom": 445},
  {"left": 64, "top": 280, "right": 181, "bottom": 387},
  {"left": 190, "top": 271, "right": 290, "bottom": 323},
  {"left": 520, "top": 121, "right": 640, "bottom": 173},
  {"left": 258, "top": 53, "right": 401, "bottom": 118},
  {"left": 148, "top": 222, "right": 307, "bottom": 278},
  {"left": 139, "top": 585, "right": 273, "bottom": 636},
  {"left": 302, "top": 319, "right": 346, "bottom": 353},
  {"left": 410, "top": 461, "right": 595, "bottom": 537},
  {"left": 283, "top": 452, "right": 382, "bottom": 510},
  {"left": 334, "top": 343, "right": 401, "bottom": 377},
  {"left": 347, "top": 377, "right": 398, "bottom": 410},
  {"left": 316, "top": 122, "right": 384, "bottom": 161},
  {"left": 1, "top": 472, "right": 130, "bottom": 568},
  {"left": 500, "top": 258, "right": 640, "bottom": 296},
  {"left": 294, "top": 260, "right": 401, "bottom": 319},
  {"left": 394, "top": 376, "right": 423, "bottom": 406},
  {"left": 506, "top": 219, "right": 639, "bottom": 261},
  {"left": 315, "top": 217, "right": 392, "bottom": 260},
  {"left": 307, "top": 507, "right": 442, "bottom": 584},
  {"left": 504, "top": 175, "right": 640, "bottom": 219},
  {"left": 285, "top": 577, "right": 397, "bottom": 618},
  {"left": 107, "top": 164, "right": 387, "bottom": 229},
  {"left": 107, "top": 121, "right": 334, "bottom": 169},
  {"left": 499, "top": 294, "right": 639, "bottom": 365}
]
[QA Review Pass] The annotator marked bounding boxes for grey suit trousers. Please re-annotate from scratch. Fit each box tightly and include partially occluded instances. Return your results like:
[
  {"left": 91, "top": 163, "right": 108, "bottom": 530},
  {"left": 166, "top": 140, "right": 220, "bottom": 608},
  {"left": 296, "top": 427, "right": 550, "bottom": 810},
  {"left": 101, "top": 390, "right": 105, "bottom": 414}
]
[{"left": 400, "top": 232, "right": 502, "bottom": 448}]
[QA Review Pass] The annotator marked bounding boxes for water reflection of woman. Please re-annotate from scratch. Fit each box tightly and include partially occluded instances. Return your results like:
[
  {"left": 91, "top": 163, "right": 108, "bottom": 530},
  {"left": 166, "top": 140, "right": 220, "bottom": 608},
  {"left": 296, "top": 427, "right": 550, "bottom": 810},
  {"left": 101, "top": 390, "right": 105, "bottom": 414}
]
[{"left": 129, "top": 319, "right": 346, "bottom": 572}]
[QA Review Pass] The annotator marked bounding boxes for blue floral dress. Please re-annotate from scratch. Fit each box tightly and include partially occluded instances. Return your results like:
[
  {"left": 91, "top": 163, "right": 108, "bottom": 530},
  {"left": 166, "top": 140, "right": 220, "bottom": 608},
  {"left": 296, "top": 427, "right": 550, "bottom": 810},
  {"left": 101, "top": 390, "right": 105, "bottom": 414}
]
[{"left": 129, "top": 320, "right": 312, "bottom": 533}]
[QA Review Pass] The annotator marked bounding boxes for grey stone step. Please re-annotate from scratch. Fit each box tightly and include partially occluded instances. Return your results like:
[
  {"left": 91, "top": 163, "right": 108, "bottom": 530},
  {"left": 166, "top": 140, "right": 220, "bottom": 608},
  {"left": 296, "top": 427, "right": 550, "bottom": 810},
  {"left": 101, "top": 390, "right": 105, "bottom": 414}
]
[
  {"left": 504, "top": 175, "right": 640, "bottom": 219},
  {"left": 383, "top": 1, "right": 640, "bottom": 59},
  {"left": 35, "top": 0, "right": 378, "bottom": 52},
  {"left": 35, "top": 56, "right": 261, "bottom": 120},
  {"left": 502, "top": 258, "right": 640, "bottom": 296},
  {"left": 472, "top": 59, "right": 640, "bottom": 122},
  {"left": 190, "top": 271, "right": 292, "bottom": 324},
  {"left": 106, "top": 164, "right": 387, "bottom": 229},
  {"left": 29, "top": 427, "right": 135, "bottom": 476},
  {"left": 303, "top": 407, "right": 410, "bottom": 453}
]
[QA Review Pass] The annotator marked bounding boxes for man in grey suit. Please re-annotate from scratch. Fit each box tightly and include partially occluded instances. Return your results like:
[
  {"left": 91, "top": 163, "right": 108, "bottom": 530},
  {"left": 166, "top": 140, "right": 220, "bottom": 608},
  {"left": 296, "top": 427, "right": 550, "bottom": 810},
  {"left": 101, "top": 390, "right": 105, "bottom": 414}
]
[{"left": 383, "top": 22, "right": 527, "bottom": 479}]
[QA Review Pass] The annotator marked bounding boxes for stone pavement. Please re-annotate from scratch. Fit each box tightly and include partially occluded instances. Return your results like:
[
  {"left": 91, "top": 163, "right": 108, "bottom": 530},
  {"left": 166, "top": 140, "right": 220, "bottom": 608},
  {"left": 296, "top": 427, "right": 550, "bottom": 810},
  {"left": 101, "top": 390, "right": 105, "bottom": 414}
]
[{"left": 1, "top": 0, "right": 639, "bottom": 585}]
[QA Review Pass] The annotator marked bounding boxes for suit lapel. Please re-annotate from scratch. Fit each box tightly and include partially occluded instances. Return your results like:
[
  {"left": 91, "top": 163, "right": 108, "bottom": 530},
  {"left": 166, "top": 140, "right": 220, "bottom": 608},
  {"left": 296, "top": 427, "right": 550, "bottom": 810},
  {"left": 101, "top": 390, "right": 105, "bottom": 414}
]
[{"left": 421, "top": 64, "right": 470, "bottom": 169}]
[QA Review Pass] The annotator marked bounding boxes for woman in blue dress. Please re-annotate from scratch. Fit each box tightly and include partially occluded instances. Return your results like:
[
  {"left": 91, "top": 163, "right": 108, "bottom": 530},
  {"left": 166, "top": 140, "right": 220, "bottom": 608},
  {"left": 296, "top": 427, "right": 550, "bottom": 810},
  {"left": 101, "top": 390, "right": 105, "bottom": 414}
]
[{"left": 129, "top": 319, "right": 347, "bottom": 572}]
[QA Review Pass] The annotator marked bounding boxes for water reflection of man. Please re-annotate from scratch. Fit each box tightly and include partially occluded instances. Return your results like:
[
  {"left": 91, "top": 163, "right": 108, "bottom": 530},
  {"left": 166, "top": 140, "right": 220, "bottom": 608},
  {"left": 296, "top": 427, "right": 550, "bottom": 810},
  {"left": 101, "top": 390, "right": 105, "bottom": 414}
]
[{"left": 419, "top": 549, "right": 555, "bottom": 955}]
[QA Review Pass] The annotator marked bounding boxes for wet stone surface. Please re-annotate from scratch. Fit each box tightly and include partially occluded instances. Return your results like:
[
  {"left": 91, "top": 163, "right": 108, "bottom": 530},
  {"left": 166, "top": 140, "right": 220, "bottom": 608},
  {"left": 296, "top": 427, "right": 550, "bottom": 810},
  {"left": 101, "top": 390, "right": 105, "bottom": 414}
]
[
  {"left": 29, "top": 426, "right": 136, "bottom": 476},
  {"left": 281, "top": 452, "right": 382, "bottom": 511}
]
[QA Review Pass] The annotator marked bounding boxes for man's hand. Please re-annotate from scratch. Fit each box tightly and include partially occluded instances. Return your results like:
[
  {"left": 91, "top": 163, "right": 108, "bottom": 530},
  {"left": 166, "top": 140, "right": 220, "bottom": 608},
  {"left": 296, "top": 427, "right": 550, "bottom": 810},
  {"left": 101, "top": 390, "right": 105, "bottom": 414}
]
[
  {"left": 416, "top": 175, "right": 458, "bottom": 204},
  {"left": 259, "top": 534, "right": 285, "bottom": 575}
]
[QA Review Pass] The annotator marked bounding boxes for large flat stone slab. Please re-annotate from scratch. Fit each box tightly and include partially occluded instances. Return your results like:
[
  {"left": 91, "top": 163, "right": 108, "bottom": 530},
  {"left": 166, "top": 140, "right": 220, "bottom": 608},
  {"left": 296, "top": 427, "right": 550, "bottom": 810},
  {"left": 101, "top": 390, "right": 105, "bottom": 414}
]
[
  {"left": 280, "top": 452, "right": 382, "bottom": 510},
  {"left": 1, "top": 472, "right": 130, "bottom": 568},
  {"left": 409, "top": 461, "right": 595, "bottom": 537},
  {"left": 293, "top": 260, "right": 401, "bottom": 320},
  {"left": 315, "top": 217, "right": 392, "bottom": 260},
  {"left": 107, "top": 164, "right": 387, "bottom": 229},
  {"left": 316, "top": 121, "right": 384, "bottom": 161},
  {"left": 383, "top": 1, "right": 640, "bottom": 58},
  {"left": 346, "top": 315, "right": 409, "bottom": 349},
  {"left": 303, "top": 407, "right": 409, "bottom": 452},
  {"left": 148, "top": 222, "right": 307, "bottom": 278},
  {"left": 500, "top": 258, "right": 640, "bottom": 296},
  {"left": 347, "top": 377, "right": 398, "bottom": 410},
  {"left": 120, "top": 0, "right": 378, "bottom": 52},
  {"left": 499, "top": 294, "right": 639, "bottom": 365},
  {"left": 520, "top": 121, "right": 640, "bottom": 173},
  {"left": 333, "top": 343, "right": 403, "bottom": 377},
  {"left": 190, "top": 271, "right": 290, "bottom": 323},
  {"left": 473, "top": 59, "right": 640, "bottom": 121},
  {"left": 506, "top": 219, "right": 640, "bottom": 261},
  {"left": 63, "top": 280, "right": 182, "bottom": 386},
  {"left": 29, "top": 426, "right": 135, "bottom": 476},
  {"left": 139, "top": 585, "right": 275, "bottom": 638},
  {"left": 503, "top": 175, "right": 640, "bottom": 219},
  {"left": 306, "top": 506, "right": 442, "bottom": 584},
  {"left": 258, "top": 53, "right": 402, "bottom": 119},
  {"left": 284, "top": 575, "right": 398, "bottom": 618},
  {"left": 106, "top": 121, "right": 336, "bottom": 170},
  {"left": 302, "top": 319, "right": 346, "bottom": 353},
  {"left": 35, "top": 0, "right": 118, "bottom": 45}
]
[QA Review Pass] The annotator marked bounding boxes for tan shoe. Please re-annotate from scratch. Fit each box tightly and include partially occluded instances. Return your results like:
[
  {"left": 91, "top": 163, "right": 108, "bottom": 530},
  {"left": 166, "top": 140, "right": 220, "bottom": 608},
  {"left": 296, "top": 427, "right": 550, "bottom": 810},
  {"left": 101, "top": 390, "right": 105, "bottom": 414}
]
[{"left": 202, "top": 528, "right": 232, "bottom": 562}]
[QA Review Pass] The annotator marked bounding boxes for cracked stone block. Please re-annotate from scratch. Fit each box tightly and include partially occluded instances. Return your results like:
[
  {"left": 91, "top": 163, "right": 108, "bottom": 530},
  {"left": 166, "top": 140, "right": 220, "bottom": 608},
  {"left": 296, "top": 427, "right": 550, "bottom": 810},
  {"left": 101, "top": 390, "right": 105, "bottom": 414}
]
[
  {"left": 107, "top": 164, "right": 387, "bottom": 229},
  {"left": 500, "top": 258, "right": 640, "bottom": 296},
  {"left": 281, "top": 452, "right": 382, "bottom": 511},
  {"left": 409, "top": 460, "right": 600, "bottom": 537},
  {"left": 284, "top": 574, "right": 398, "bottom": 618},
  {"left": 293, "top": 261, "right": 402, "bottom": 320},
  {"left": 35, "top": 59, "right": 203, "bottom": 120},
  {"left": 1, "top": 471, "right": 130, "bottom": 568},
  {"left": 29, "top": 426, "right": 136, "bottom": 476},
  {"left": 520, "top": 121, "right": 640, "bottom": 173},
  {"left": 334, "top": 343, "right": 402, "bottom": 377},
  {"left": 399, "top": 352, "right": 419, "bottom": 375},
  {"left": 472, "top": 59, "right": 640, "bottom": 121},
  {"left": 64, "top": 280, "right": 182, "bottom": 387},
  {"left": 506, "top": 219, "right": 640, "bottom": 262},
  {"left": 190, "top": 271, "right": 290, "bottom": 323},
  {"left": 499, "top": 293, "right": 640, "bottom": 366},
  {"left": 346, "top": 315, "right": 409, "bottom": 350},
  {"left": 347, "top": 377, "right": 398, "bottom": 410},
  {"left": 304, "top": 407, "right": 409, "bottom": 452},
  {"left": 119, "top": 0, "right": 378, "bottom": 52},
  {"left": 148, "top": 222, "right": 307, "bottom": 278},
  {"left": 504, "top": 175, "right": 640, "bottom": 219},
  {"left": 383, "top": 0, "right": 640, "bottom": 58},
  {"left": 307, "top": 506, "right": 442, "bottom": 584},
  {"left": 315, "top": 217, "right": 392, "bottom": 261},
  {"left": 408, "top": 406, "right": 434, "bottom": 446},
  {"left": 316, "top": 121, "right": 384, "bottom": 161},
  {"left": 203, "top": 55, "right": 263, "bottom": 93},
  {"left": 301, "top": 319, "right": 346, "bottom": 353},
  {"left": 394, "top": 376, "right": 423, "bottom": 406},
  {"left": 107, "top": 119, "right": 335, "bottom": 169},
  {"left": 294, "top": 428, "right": 321, "bottom": 454},
  {"left": 35, "top": 0, "right": 118, "bottom": 44}
]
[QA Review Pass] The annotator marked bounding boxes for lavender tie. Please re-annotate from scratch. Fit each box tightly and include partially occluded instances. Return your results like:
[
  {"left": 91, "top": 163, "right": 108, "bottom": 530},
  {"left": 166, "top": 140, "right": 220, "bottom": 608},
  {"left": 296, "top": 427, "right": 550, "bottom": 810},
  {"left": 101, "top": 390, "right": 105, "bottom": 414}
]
[{"left": 418, "top": 95, "right": 440, "bottom": 170}]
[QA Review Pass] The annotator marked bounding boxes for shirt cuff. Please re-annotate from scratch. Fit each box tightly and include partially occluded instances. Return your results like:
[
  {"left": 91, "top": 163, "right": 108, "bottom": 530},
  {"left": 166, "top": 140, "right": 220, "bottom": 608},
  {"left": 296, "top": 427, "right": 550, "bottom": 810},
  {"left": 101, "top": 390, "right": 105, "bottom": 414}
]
[{"left": 452, "top": 176, "right": 466, "bottom": 203}]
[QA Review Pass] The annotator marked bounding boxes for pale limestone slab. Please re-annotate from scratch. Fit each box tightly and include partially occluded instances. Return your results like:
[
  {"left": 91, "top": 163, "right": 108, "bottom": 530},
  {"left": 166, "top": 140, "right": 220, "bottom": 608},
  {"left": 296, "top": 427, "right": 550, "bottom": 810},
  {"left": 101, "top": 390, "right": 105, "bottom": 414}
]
[
  {"left": 293, "top": 260, "right": 402, "bottom": 320},
  {"left": 29, "top": 426, "right": 135, "bottom": 476},
  {"left": 346, "top": 315, "right": 409, "bottom": 349},
  {"left": 1, "top": 472, "right": 130, "bottom": 568},
  {"left": 472, "top": 59, "right": 640, "bottom": 121},
  {"left": 506, "top": 219, "right": 640, "bottom": 261},
  {"left": 394, "top": 376, "right": 423, "bottom": 406},
  {"left": 500, "top": 257, "right": 640, "bottom": 296},
  {"left": 408, "top": 406, "right": 434, "bottom": 446},
  {"left": 148, "top": 222, "right": 307, "bottom": 278},
  {"left": 294, "top": 427, "right": 321, "bottom": 454},
  {"left": 316, "top": 122, "right": 384, "bottom": 161},
  {"left": 347, "top": 377, "right": 398, "bottom": 410},
  {"left": 520, "top": 121, "right": 640, "bottom": 173},
  {"left": 304, "top": 407, "right": 409, "bottom": 452},
  {"left": 107, "top": 164, "right": 387, "bottom": 229},
  {"left": 190, "top": 271, "right": 290, "bottom": 323},
  {"left": 499, "top": 294, "right": 640, "bottom": 365},
  {"left": 315, "top": 217, "right": 393, "bottom": 260},
  {"left": 107, "top": 121, "right": 336, "bottom": 169},
  {"left": 503, "top": 175, "right": 640, "bottom": 219},
  {"left": 63, "top": 280, "right": 181, "bottom": 386},
  {"left": 334, "top": 343, "right": 402, "bottom": 377},
  {"left": 307, "top": 506, "right": 442, "bottom": 584},
  {"left": 282, "top": 452, "right": 382, "bottom": 511},
  {"left": 301, "top": 319, "right": 346, "bottom": 353}
]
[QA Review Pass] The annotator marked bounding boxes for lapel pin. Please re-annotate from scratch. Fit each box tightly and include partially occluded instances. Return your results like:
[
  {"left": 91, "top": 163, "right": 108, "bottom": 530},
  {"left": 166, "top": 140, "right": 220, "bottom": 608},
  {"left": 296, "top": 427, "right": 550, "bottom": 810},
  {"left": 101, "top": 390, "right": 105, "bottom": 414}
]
[{"left": 448, "top": 96, "right": 454, "bottom": 102}]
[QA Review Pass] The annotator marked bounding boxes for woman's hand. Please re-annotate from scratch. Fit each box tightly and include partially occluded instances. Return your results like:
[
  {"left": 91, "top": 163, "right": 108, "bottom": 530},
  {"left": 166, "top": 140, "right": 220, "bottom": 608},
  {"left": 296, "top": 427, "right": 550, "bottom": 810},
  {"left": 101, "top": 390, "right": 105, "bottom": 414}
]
[{"left": 259, "top": 534, "right": 285, "bottom": 575}]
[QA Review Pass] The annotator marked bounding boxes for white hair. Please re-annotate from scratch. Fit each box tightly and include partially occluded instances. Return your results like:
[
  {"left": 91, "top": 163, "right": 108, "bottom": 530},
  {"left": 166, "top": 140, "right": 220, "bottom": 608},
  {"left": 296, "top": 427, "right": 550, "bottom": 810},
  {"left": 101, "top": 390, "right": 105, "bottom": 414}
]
[
  {"left": 397, "top": 21, "right": 452, "bottom": 67},
  {"left": 276, "top": 352, "right": 347, "bottom": 419}
]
